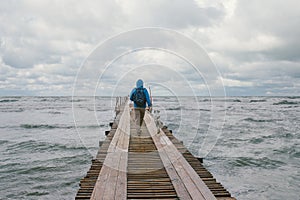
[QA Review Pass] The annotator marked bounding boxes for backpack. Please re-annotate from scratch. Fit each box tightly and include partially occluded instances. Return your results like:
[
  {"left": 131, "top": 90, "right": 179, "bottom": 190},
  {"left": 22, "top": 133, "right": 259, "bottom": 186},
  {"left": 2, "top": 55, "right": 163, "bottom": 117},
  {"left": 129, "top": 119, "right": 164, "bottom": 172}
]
[{"left": 133, "top": 88, "right": 146, "bottom": 107}]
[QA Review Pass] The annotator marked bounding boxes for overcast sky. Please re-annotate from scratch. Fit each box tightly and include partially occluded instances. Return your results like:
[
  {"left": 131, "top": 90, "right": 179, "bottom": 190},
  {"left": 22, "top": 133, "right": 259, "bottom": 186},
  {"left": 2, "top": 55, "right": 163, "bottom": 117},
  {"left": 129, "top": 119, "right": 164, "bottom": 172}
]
[{"left": 0, "top": 0, "right": 299, "bottom": 96}]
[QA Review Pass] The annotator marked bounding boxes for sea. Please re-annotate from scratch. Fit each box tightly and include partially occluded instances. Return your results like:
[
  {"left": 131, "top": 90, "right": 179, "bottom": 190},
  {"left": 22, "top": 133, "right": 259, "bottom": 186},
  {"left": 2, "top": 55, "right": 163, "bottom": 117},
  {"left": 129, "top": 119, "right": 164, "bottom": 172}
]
[{"left": 0, "top": 96, "right": 299, "bottom": 200}]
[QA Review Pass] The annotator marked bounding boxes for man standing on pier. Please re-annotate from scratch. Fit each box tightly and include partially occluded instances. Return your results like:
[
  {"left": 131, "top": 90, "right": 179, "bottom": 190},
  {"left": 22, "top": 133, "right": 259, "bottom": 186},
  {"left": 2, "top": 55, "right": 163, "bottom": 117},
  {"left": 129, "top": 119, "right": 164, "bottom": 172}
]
[{"left": 130, "top": 79, "right": 152, "bottom": 133}]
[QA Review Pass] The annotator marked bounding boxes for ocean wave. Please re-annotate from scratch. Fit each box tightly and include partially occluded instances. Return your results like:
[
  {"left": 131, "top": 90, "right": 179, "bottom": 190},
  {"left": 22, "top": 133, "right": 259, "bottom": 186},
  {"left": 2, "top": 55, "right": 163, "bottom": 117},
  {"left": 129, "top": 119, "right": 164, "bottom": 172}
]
[
  {"left": 244, "top": 118, "right": 274, "bottom": 123},
  {"left": 0, "top": 140, "right": 9, "bottom": 145},
  {"left": 32, "top": 97, "right": 62, "bottom": 102},
  {"left": 20, "top": 124, "right": 106, "bottom": 129},
  {"left": 262, "top": 131, "right": 296, "bottom": 140},
  {"left": 167, "top": 107, "right": 211, "bottom": 112},
  {"left": 0, "top": 99, "right": 19, "bottom": 103},
  {"left": 230, "top": 157, "right": 285, "bottom": 169},
  {"left": 294, "top": 151, "right": 300, "bottom": 158},
  {"left": 249, "top": 138, "right": 264, "bottom": 144},
  {"left": 199, "top": 109, "right": 211, "bottom": 112},
  {"left": 167, "top": 123, "right": 180, "bottom": 130},
  {"left": 35, "top": 106, "right": 69, "bottom": 110},
  {"left": 200, "top": 97, "right": 245, "bottom": 102},
  {"left": 71, "top": 98, "right": 89, "bottom": 102},
  {"left": 52, "top": 155, "right": 92, "bottom": 165},
  {"left": 77, "top": 124, "right": 106, "bottom": 129},
  {"left": 232, "top": 99, "right": 242, "bottom": 102},
  {"left": 87, "top": 108, "right": 112, "bottom": 112},
  {"left": 26, "top": 191, "right": 49, "bottom": 196},
  {"left": 6, "top": 140, "right": 88, "bottom": 153},
  {"left": 277, "top": 132, "right": 296, "bottom": 139},
  {"left": 201, "top": 99, "right": 211, "bottom": 102},
  {"left": 222, "top": 98, "right": 242, "bottom": 102},
  {"left": 16, "top": 165, "right": 59, "bottom": 175},
  {"left": 249, "top": 99, "right": 267, "bottom": 103},
  {"left": 20, "top": 124, "right": 68, "bottom": 129},
  {"left": 287, "top": 96, "right": 300, "bottom": 99},
  {"left": 0, "top": 162, "right": 22, "bottom": 172},
  {"left": 166, "top": 107, "right": 181, "bottom": 110},
  {"left": 48, "top": 111, "right": 63, "bottom": 114},
  {"left": 273, "top": 146, "right": 300, "bottom": 158},
  {"left": 273, "top": 100, "right": 299, "bottom": 105},
  {"left": 0, "top": 108, "right": 24, "bottom": 112}
]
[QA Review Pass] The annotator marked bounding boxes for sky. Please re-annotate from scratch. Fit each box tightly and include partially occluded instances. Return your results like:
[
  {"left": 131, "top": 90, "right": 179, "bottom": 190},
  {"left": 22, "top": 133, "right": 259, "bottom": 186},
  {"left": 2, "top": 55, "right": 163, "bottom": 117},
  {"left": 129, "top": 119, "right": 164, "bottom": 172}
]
[{"left": 0, "top": 0, "right": 299, "bottom": 96}]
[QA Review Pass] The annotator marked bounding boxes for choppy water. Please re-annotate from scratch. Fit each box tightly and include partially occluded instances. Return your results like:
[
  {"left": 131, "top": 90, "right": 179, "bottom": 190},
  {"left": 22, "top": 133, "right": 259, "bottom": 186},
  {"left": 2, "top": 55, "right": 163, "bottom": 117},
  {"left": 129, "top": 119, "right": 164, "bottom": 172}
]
[{"left": 0, "top": 96, "right": 299, "bottom": 199}]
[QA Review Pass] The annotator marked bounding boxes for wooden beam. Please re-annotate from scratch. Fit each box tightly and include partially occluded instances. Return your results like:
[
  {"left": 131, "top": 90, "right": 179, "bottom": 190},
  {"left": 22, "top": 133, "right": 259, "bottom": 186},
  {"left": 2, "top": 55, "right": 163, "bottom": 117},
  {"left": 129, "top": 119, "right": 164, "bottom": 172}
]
[
  {"left": 91, "top": 101, "right": 130, "bottom": 200},
  {"left": 144, "top": 111, "right": 217, "bottom": 200}
]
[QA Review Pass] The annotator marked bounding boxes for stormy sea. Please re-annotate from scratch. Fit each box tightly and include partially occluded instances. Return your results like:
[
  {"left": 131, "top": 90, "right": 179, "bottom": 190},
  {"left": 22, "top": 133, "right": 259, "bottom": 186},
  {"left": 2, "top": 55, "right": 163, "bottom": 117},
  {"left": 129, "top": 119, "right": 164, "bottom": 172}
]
[{"left": 0, "top": 96, "right": 299, "bottom": 200}]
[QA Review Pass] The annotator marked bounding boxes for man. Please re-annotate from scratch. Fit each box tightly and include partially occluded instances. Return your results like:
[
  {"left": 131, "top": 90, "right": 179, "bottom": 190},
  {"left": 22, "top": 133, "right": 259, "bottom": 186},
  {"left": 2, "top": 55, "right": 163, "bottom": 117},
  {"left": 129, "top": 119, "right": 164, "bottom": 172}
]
[{"left": 130, "top": 79, "right": 152, "bottom": 131}]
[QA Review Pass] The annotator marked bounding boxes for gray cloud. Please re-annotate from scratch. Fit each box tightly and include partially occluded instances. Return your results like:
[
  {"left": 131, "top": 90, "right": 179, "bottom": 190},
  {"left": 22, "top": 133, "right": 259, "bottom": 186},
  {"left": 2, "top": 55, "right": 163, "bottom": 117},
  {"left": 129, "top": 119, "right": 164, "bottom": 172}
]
[
  {"left": 0, "top": 0, "right": 299, "bottom": 96},
  {"left": 115, "top": 0, "right": 224, "bottom": 29}
]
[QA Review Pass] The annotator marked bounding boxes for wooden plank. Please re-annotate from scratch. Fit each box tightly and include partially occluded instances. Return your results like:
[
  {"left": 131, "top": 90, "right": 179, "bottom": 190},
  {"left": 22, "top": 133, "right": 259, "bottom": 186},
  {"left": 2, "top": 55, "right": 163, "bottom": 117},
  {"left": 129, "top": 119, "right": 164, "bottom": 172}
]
[
  {"left": 76, "top": 115, "right": 121, "bottom": 199},
  {"left": 91, "top": 102, "right": 130, "bottom": 200},
  {"left": 144, "top": 113, "right": 191, "bottom": 199},
  {"left": 160, "top": 149, "right": 192, "bottom": 200},
  {"left": 161, "top": 134, "right": 216, "bottom": 199},
  {"left": 144, "top": 111, "right": 217, "bottom": 200},
  {"left": 115, "top": 154, "right": 127, "bottom": 199},
  {"left": 127, "top": 110, "right": 178, "bottom": 199},
  {"left": 90, "top": 164, "right": 110, "bottom": 199},
  {"left": 162, "top": 128, "right": 234, "bottom": 199},
  {"left": 102, "top": 153, "right": 120, "bottom": 199}
]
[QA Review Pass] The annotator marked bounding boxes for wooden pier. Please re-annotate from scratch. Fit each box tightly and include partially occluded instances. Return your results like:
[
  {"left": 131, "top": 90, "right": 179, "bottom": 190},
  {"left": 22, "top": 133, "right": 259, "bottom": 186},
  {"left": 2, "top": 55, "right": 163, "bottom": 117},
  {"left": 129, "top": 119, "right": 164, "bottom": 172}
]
[{"left": 76, "top": 98, "right": 235, "bottom": 200}]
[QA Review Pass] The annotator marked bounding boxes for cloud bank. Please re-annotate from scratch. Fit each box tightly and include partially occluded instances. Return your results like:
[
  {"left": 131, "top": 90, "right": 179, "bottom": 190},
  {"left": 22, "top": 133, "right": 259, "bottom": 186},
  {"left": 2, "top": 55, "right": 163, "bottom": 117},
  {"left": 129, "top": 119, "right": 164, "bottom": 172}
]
[{"left": 0, "top": 0, "right": 299, "bottom": 96}]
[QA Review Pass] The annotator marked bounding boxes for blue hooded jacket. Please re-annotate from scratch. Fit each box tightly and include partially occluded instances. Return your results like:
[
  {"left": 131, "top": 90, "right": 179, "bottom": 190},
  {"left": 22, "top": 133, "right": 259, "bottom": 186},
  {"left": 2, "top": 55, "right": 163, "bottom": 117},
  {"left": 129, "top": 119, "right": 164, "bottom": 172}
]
[{"left": 130, "top": 79, "right": 152, "bottom": 108}]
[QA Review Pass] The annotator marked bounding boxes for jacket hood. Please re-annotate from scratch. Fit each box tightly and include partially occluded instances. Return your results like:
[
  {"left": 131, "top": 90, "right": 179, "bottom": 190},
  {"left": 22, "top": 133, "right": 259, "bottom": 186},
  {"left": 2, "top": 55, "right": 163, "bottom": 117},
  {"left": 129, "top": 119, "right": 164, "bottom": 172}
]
[{"left": 136, "top": 79, "right": 143, "bottom": 88}]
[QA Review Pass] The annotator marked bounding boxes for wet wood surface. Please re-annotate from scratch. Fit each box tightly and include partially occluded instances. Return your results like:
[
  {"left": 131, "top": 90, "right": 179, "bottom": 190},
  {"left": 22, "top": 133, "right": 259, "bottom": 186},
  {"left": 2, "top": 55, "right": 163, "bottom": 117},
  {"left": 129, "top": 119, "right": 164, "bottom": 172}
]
[{"left": 76, "top": 100, "right": 235, "bottom": 200}]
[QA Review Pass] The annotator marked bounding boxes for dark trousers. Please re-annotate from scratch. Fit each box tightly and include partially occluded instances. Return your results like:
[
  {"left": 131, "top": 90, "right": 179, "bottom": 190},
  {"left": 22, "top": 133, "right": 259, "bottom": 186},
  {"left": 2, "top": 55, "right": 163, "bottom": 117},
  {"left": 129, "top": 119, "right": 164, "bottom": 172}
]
[{"left": 134, "top": 108, "right": 145, "bottom": 127}]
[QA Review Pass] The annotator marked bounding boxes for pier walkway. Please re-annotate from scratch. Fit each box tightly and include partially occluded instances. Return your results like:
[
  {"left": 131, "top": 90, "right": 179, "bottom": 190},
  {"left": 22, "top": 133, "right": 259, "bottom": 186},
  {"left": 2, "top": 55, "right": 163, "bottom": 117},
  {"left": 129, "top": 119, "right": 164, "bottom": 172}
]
[{"left": 76, "top": 98, "right": 235, "bottom": 200}]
